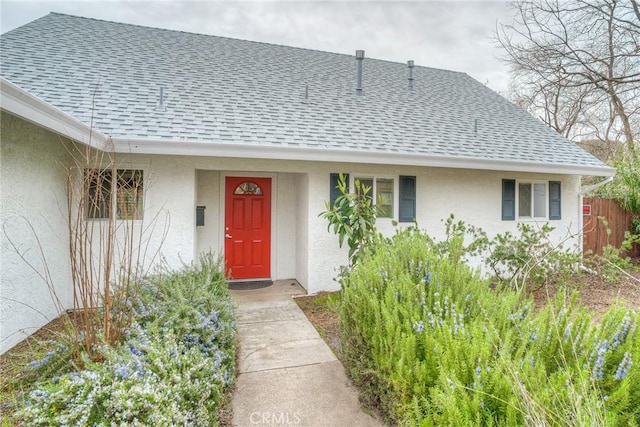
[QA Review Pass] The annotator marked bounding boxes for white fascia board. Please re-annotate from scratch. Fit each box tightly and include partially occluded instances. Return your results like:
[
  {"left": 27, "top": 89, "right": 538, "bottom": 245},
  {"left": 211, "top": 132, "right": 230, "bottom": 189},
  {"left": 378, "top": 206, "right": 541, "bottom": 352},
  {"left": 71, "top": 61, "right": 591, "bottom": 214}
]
[
  {"left": 0, "top": 77, "right": 108, "bottom": 150},
  {"left": 112, "top": 138, "right": 616, "bottom": 177}
]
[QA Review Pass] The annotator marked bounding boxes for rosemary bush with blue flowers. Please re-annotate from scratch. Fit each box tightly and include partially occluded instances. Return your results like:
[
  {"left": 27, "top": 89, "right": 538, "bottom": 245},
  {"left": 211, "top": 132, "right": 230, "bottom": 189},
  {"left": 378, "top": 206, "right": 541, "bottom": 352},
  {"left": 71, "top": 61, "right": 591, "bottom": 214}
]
[
  {"left": 19, "top": 253, "right": 236, "bottom": 426},
  {"left": 340, "top": 228, "right": 639, "bottom": 426}
]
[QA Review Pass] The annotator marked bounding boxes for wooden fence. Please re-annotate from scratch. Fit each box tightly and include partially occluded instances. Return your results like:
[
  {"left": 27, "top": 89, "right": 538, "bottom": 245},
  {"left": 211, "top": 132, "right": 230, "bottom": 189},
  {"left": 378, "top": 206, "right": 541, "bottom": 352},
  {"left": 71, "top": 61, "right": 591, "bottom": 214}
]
[{"left": 583, "top": 197, "right": 639, "bottom": 257}]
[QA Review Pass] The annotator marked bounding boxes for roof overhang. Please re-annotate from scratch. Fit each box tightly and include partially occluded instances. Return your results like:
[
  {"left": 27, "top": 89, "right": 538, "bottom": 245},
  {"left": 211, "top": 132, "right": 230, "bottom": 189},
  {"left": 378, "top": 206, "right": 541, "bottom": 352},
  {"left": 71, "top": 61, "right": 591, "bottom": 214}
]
[
  {"left": 0, "top": 77, "right": 109, "bottom": 150},
  {"left": 112, "top": 138, "right": 616, "bottom": 177},
  {"left": 1, "top": 77, "right": 615, "bottom": 177}
]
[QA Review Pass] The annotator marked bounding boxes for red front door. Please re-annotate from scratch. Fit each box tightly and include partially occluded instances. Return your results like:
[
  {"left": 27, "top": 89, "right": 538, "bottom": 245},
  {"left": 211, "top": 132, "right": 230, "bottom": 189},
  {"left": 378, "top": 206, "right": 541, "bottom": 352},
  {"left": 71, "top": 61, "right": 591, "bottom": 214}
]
[{"left": 224, "top": 177, "right": 271, "bottom": 280}]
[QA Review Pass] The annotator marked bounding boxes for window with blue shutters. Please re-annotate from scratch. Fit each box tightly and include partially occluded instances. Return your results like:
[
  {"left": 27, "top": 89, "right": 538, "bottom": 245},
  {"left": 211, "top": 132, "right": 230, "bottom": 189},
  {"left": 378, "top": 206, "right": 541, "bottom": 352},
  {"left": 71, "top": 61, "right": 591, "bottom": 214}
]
[
  {"left": 330, "top": 173, "right": 416, "bottom": 221},
  {"left": 549, "top": 181, "right": 561, "bottom": 220},
  {"left": 502, "top": 179, "right": 516, "bottom": 220},
  {"left": 399, "top": 176, "right": 416, "bottom": 222},
  {"left": 502, "top": 179, "right": 561, "bottom": 220}
]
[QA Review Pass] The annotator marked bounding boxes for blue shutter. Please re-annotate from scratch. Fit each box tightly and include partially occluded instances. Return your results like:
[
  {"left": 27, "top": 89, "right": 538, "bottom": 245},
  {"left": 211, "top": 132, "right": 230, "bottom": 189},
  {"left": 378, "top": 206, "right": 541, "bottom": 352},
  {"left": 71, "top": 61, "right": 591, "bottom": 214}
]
[
  {"left": 399, "top": 176, "right": 416, "bottom": 222},
  {"left": 549, "top": 181, "right": 561, "bottom": 220},
  {"left": 330, "top": 173, "right": 349, "bottom": 208},
  {"left": 502, "top": 179, "right": 516, "bottom": 220}
]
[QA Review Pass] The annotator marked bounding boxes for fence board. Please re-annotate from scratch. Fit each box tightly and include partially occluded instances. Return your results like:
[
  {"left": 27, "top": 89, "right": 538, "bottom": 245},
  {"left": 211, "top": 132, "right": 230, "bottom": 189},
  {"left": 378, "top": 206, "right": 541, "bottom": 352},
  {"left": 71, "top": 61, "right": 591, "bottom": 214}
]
[{"left": 583, "top": 197, "right": 639, "bottom": 257}]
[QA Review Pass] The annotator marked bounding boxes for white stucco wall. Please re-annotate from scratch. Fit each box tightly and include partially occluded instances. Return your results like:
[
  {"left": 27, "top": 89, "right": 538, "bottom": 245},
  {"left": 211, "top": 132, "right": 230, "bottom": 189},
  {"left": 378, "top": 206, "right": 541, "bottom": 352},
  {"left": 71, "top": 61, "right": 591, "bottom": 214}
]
[
  {"left": 295, "top": 173, "right": 310, "bottom": 290},
  {"left": 418, "top": 168, "right": 581, "bottom": 247},
  {"left": 147, "top": 156, "right": 197, "bottom": 269},
  {"left": 275, "top": 173, "right": 298, "bottom": 280},
  {"left": 1, "top": 113, "right": 73, "bottom": 354},
  {"left": 307, "top": 170, "right": 349, "bottom": 292},
  {"left": 196, "top": 169, "right": 222, "bottom": 256}
]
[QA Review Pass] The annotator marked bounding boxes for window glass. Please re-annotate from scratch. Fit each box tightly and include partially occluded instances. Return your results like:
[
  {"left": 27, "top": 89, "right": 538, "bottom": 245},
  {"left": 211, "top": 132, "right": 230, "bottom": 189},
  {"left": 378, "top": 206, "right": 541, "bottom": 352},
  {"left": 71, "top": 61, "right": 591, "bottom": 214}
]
[
  {"left": 87, "top": 169, "right": 112, "bottom": 219},
  {"left": 234, "top": 181, "right": 263, "bottom": 195},
  {"left": 518, "top": 183, "right": 532, "bottom": 218},
  {"left": 533, "top": 183, "right": 546, "bottom": 218},
  {"left": 355, "top": 178, "right": 373, "bottom": 202},
  {"left": 376, "top": 178, "right": 394, "bottom": 218},
  {"left": 117, "top": 170, "right": 144, "bottom": 220},
  {"left": 87, "top": 169, "right": 143, "bottom": 220}
]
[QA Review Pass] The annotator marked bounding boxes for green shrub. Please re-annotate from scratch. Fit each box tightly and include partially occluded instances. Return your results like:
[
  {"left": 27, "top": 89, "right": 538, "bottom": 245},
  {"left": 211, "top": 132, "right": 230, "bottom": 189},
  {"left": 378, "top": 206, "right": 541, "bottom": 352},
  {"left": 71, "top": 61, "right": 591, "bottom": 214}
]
[
  {"left": 319, "top": 173, "right": 379, "bottom": 265},
  {"left": 485, "top": 222, "right": 581, "bottom": 290},
  {"left": 19, "top": 253, "right": 236, "bottom": 426},
  {"left": 435, "top": 214, "right": 488, "bottom": 264},
  {"left": 340, "top": 228, "right": 640, "bottom": 426}
]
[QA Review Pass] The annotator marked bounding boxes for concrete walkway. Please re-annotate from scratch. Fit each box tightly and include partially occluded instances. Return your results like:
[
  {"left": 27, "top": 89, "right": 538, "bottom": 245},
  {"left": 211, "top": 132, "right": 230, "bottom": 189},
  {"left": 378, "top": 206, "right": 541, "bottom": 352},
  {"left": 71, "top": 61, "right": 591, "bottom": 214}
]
[{"left": 230, "top": 280, "right": 381, "bottom": 427}]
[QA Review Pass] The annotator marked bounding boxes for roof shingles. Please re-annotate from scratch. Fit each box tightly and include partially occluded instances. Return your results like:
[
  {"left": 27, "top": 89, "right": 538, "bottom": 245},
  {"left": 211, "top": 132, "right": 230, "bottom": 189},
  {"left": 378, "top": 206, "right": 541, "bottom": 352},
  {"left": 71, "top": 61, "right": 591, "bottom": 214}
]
[{"left": 1, "top": 13, "right": 609, "bottom": 171}]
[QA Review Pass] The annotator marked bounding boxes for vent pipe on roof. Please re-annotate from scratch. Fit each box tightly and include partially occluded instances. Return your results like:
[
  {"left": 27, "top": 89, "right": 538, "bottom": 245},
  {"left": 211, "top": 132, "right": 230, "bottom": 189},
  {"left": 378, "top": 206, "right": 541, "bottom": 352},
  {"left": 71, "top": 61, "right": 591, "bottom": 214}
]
[
  {"left": 407, "top": 60, "right": 414, "bottom": 91},
  {"left": 474, "top": 118, "right": 478, "bottom": 136},
  {"left": 303, "top": 83, "right": 309, "bottom": 103},
  {"left": 156, "top": 87, "right": 166, "bottom": 111},
  {"left": 355, "top": 50, "right": 365, "bottom": 96}
]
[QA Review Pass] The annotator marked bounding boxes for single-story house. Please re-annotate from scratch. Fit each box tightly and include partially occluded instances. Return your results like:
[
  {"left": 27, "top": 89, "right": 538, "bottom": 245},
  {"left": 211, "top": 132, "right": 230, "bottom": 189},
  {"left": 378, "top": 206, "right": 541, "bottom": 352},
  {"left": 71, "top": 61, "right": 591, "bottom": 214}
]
[{"left": 0, "top": 13, "right": 614, "bottom": 353}]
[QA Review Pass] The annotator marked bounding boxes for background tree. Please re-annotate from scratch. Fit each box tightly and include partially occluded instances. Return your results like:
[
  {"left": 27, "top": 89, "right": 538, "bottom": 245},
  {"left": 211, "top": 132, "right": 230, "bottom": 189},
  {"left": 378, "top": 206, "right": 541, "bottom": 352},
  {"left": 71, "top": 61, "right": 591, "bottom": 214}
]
[{"left": 498, "top": 0, "right": 639, "bottom": 159}]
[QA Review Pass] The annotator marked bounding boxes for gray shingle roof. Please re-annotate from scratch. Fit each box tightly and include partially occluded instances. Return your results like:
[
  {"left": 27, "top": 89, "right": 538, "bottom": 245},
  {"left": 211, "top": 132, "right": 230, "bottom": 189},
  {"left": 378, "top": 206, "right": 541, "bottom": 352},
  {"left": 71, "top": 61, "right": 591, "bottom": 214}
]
[{"left": 1, "top": 13, "right": 611, "bottom": 173}]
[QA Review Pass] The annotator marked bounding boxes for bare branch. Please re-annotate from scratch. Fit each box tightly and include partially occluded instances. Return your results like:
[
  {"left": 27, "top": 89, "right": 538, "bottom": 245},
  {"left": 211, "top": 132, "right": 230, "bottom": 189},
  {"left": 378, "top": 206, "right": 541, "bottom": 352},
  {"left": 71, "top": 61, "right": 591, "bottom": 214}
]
[{"left": 498, "top": 0, "right": 639, "bottom": 155}]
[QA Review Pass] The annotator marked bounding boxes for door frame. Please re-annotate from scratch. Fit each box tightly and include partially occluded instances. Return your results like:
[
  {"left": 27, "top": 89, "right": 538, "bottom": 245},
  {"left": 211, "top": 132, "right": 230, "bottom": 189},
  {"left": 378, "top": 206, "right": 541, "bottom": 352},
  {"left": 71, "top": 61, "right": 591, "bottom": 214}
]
[{"left": 220, "top": 172, "right": 277, "bottom": 281}]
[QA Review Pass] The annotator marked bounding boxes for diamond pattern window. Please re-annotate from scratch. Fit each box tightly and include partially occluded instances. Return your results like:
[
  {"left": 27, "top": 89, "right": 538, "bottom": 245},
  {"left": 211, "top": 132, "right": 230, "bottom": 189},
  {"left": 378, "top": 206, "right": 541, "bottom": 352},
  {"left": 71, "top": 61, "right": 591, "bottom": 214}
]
[{"left": 87, "top": 169, "right": 144, "bottom": 220}]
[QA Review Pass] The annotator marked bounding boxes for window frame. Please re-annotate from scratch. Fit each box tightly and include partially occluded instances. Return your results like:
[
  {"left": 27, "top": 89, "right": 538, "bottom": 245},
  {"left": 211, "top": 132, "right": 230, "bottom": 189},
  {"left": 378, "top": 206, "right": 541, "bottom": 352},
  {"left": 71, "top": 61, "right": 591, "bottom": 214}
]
[
  {"left": 501, "top": 178, "right": 562, "bottom": 222},
  {"left": 351, "top": 174, "right": 398, "bottom": 220},
  {"left": 516, "top": 180, "right": 548, "bottom": 220},
  {"left": 86, "top": 168, "right": 145, "bottom": 221}
]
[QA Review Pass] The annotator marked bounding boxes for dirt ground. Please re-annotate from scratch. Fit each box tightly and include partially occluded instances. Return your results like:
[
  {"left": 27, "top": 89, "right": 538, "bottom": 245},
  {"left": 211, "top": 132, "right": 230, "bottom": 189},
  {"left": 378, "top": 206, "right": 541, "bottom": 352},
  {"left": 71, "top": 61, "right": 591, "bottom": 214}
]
[
  {"left": 532, "top": 268, "right": 640, "bottom": 317},
  {"left": 0, "top": 311, "right": 82, "bottom": 392}
]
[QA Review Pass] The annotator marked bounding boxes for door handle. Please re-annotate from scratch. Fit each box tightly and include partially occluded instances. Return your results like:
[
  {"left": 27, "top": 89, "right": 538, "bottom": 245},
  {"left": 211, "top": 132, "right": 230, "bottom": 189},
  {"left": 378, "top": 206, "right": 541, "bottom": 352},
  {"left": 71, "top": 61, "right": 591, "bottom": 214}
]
[{"left": 225, "top": 234, "right": 233, "bottom": 239}]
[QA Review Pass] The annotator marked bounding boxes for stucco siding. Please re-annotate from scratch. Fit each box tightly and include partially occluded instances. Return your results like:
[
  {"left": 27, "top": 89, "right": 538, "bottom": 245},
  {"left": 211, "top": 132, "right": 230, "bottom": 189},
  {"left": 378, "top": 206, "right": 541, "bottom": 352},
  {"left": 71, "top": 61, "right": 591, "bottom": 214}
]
[
  {"left": 295, "top": 173, "right": 309, "bottom": 290},
  {"left": 196, "top": 169, "right": 222, "bottom": 256},
  {"left": 419, "top": 168, "right": 581, "bottom": 243},
  {"left": 307, "top": 169, "right": 349, "bottom": 293},
  {"left": 141, "top": 156, "right": 197, "bottom": 270},
  {"left": 1, "top": 113, "right": 73, "bottom": 354},
  {"left": 275, "top": 173, "right": 297, "bottom": 280}
]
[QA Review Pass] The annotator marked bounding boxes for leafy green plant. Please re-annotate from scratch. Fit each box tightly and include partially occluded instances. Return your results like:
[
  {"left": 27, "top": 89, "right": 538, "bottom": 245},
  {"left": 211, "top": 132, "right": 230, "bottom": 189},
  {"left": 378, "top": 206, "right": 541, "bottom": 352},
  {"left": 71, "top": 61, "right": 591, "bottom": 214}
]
[
  {"left": 485, "top": 223, "right": 581, "bottom": 290},
  {"left": 435, "top": 214, "right": 489, "bottom": 264},
  {"left": 319, "top": 173, "right": 379, "bottom": 265}
]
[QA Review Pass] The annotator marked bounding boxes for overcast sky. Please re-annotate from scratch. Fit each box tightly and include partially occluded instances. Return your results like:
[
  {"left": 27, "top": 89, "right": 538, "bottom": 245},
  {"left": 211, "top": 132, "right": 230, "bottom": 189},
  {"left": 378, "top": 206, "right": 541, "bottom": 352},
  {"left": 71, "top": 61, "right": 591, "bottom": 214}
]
[{"left": 1, "top": 1, "right": 515, "bottom": 93}]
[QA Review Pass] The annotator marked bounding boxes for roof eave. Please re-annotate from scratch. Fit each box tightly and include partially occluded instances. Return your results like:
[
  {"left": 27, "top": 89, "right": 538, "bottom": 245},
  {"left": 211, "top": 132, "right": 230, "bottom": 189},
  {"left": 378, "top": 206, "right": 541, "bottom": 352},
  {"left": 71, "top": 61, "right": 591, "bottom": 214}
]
[
  {"left": 0, "top": 77, "right": 109, "bottom": 150},
  {"left": 112, "top": 137, "right": 616, "bottom": 177},
  {"left": 1, "top": 76, "right": 614, "bottom": 177}
]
